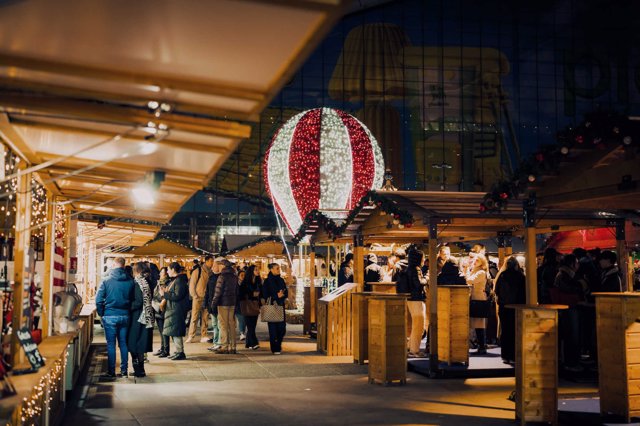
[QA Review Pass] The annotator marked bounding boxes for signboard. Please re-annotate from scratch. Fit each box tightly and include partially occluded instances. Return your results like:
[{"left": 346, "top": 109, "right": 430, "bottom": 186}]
[{"left": 16, "top": 327, "right": 45, "bottom": 370}]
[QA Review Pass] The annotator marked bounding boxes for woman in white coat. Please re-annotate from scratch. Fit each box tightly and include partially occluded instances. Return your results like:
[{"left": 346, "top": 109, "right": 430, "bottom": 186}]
[{"left": 466, "top": 252, "right": 489, "bottom": 354}]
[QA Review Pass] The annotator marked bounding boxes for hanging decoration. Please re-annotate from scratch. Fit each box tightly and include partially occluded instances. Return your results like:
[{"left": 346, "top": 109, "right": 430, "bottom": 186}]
[
  {"left": 481, "top": 110, "right": 640, "bottom": 213},
  {"left": 264, "top": 108, "right": 385, "bottom": 235}
]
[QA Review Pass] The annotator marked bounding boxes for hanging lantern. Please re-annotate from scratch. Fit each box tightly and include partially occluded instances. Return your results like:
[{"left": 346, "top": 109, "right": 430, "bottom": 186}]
[{"left": 264, "top": 108, "right": 385, "bottom": 234}]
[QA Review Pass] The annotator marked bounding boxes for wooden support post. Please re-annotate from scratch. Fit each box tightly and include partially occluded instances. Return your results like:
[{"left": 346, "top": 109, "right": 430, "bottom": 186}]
[
  {"left": 497, "top": 236, "right": 506, "bottom": 269},
  {"left": 523, "top": 198, "right": 538, "bottom": 305},
  {"left": 616, "top": 219, "right": 629, "bottom": 292},
  {"left": 428, "top": 219, "right": 439, "bottom": 377},
  {"left": 41, "top": 194, "right": 55, "bottom": 339},
  {"left": 11, "top": 168, "right": 32, "bottom": 367},
  {"left": 309, "top": 249, "right": 316, "bottom": 324},
  {"left": 353, "top": 234, "right": 364, "bottom": 293}
]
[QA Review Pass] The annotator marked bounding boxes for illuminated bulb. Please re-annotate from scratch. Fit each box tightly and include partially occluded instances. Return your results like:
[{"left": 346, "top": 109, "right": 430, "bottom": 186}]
[
  {"left": 623, "top": 136, "right": 632, "bottom": 145},
  {"left": 528, "top": 174, "right": 536, "bottom": 182},
  {"left": 132, "top": 183, "right": 155, "bottom": 205},
  {"left": 560, "top": 146, "right": 569, "bottom": 155}
]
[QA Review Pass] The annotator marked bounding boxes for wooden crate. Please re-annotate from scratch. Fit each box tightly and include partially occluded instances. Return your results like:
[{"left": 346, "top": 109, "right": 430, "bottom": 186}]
[
  {"left": 512, "top": 305, "right": 565, "bottom": 426},
  {"left": 369, "top": 282, "right": 397, "bottom": 294},
  {"left": 303, "top": 286, "right": 323, "bottom": 335},
  {"left": 368, "top": 295, "right": 407, "bottom": 385},
  {"left": 316, "top": 283, "right": 356, "bottom": 356},
  {"left": 437, "top": 285, "right": 470, "bottom": 365},
  {"left": 595, "top": 293, "right": 640, "bottom": 422}
]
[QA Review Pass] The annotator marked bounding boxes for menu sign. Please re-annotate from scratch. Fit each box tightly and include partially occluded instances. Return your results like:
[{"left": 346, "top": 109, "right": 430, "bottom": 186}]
[{"left": 16, "top": 327, "right": 45, "bottom": 370}]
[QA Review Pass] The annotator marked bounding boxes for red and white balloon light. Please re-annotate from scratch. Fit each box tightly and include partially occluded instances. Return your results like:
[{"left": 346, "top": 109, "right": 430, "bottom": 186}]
[{"left": 264, "top": 108, "right": 385, "bottom": 234}]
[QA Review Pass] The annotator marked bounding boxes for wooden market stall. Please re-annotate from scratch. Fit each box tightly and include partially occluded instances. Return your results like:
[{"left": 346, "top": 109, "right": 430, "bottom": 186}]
[{"left": 0, "top": 0, "right": 350, "bottom": 422}]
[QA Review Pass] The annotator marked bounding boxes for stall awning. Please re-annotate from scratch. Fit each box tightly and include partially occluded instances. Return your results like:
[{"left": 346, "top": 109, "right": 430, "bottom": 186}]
[
  {"left": 0, "top": 0, "right": 348, "bottom": 225},
  {"left": 78, "top": 220, "right": 160, "bottom": 248},
  {"left": 129, "top": 238, "right": 209, "bottom": 257},
  {"left": 222, "top": 235, "right": 292, "bottom": 258}
]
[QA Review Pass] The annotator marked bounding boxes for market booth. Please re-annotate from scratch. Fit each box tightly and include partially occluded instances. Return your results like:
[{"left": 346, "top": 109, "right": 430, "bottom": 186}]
[{"left": 0, "top": 0, "right": 349, "bottom": 423}]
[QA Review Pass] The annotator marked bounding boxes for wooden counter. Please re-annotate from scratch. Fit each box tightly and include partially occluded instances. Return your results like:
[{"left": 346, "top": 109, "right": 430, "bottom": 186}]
[
  {"left": 368, "top": 282, "right": 397, "bottom": 294},
  {"left": 437, "top": 285, "right": 471, "bottom": 365},
  {"left": 508, "top": 304, "right": 567, "bottom": 426},
  {"left": 594, "top": 292, "right": 640, "bottom": 422},
  {"left": 368, "top": 294, "right": 408, "bottom": 385}
]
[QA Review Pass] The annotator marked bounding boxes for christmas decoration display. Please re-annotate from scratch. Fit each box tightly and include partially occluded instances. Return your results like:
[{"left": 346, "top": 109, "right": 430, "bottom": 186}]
[
  {"left": 264, "top": 108, "right": 385, "bottom": 235},
  {"left": 481, "top": 111, "right": 640, "bottom": 213}
]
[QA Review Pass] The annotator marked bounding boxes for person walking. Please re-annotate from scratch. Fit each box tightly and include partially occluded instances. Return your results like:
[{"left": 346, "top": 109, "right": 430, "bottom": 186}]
[
  {"left": 152, "top": 267, "right": 170, "bottom": 357},
  {"left": 187, "top": 255, "right": 213, "bottom": 343},
  {"left": 128, "top": 262, "right": 155, "bottom": 377},
  {"left": 205, "top": 257, "right": 224, "bottom": 350},
  {"left": 236, "top": 269, "right": 247, "bottom": 343},
  {"left": 161, "top": 262, "right": 190, "bottom": 360},
  {"left": 96, "top": 257, "right": 135, "bottom": 378},
  {"left": 240, "top": 265, "right": 262, "bottom": 350},
  {"left": 466, "top": 252, "right": 490, "bottom": 354},
  {"left": 211, "top": 259, "right": 238, "bottom": 354},
  {"left": 262, "top": 263, "right": 288, "bottom": 354},
  {"left": 406, "top": 248, "right": 427, "bottom": 358},
  {"left": 494, "top": 256, "right": 526, "bottom": 364}
]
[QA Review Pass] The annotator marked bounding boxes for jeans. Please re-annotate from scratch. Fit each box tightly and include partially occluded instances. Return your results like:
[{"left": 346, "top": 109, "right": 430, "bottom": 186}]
[
  {"left": 188, "top": 297, "right": 209, "bottom": 340},
  {"left": 103, "top": 315, "right": 129, "bottom": 374},
  {"left": 210, "top": 313, "right": 220, "bottom": 344},
  {"left": 156, "top": 316, "right": 170, "bottom": 353},
  {"left": 245, "top": 315, "right": 259, "bottom": 348},
  {"left": 236, "top": 313, "right": 246, "bottom": 335},
  {"left": 172, "top": 336, "right": 184, "bottom": 354},
  {"left": 218, "top": 306, "right": 237, "bottom": 351},
  {"left": 267, "top": 321, "right": 286, "bottom": 353}
]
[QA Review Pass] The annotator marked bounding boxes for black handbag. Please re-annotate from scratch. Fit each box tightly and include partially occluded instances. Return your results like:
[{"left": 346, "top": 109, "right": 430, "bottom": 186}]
[{"left": 469, "top": 300, "right": 491, "bottom": 318}]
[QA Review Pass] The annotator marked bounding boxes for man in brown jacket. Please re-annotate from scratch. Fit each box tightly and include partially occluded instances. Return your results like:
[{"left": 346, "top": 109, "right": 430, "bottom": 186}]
[{"left": 186, "top": 255, "right": 213, "bottom": 343}]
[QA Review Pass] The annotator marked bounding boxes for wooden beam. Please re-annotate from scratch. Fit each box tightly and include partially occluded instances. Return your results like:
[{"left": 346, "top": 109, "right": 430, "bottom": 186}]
[
  {"left": 36, "top": 152, "right": 206, "bottom": 181},
  {"left": 427, "top": 220, "right": 439, "bottom": 376},
  {"left": 0, "top": 90, "right": 252, "bottom": 139},
  {"left": 0, "top": 53, "right": 265, "bottom": 102},
  {"left": 0, "top": 77, "right": 253, "bottom": 121},
  {"left": 10, "top": 117, "right": 236, "bottom": 154}
]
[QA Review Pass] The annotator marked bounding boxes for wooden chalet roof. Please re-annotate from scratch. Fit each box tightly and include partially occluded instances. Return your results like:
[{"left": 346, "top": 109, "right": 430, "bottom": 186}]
[
  {"left": 129, "top": 238, "right": 206, "bottom": 257},
  {"left": 311, "top": 190, "right": 615, "bottom": 244}
]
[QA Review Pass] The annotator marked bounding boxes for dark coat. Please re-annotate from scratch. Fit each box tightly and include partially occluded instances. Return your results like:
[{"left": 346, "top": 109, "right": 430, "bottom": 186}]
[
  {"left": 211, "top": 266, "right": 238, "bottom": 307},
  {"left": 495, "top": 269, "right": 526, "bottom": 306},
  {"left": 338, "top": 262, "right": 353, "bottom": 287},
  {"left": 128, "top": 283, "right": 153, "bottom": 353},
  {"left": 262, "top": 273, "right": 288, "bottom": 306},
  {"left": 96, "top": 267, "right": 135, "bottom": 317},
  {"left": 599, "top": 266, "right": 622, "bottom": 293},
  {"left": 205, "top": 272, "right": 220, "bottom": 315},
  {"left": 364, "top": 262, "right": 382, "bottom": 291},
  {"left": 437, "top": 261, "right": 466, "bottom": 285},
  {"left": 407, "top": 266, "right": 427, "bottom": 301},
  {"left": 162, "top": 274, "right": 189, "bottom": 337},
  {"left": 240, "top": 275, "right": 262, "bottom": 302}
]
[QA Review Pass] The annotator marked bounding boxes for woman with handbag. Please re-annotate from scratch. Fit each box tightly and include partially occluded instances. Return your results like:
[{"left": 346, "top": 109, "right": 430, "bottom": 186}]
[
  {"left": 240, "top": 265, "right": 262, "bottom": 350},
  {"left": 466, "top": 252, "right": 490, "bottom": 355},
  {"left": 406, "top": 247, "right": 428, "bottom": 358},
  {"left": 161, "top": 262, "right": 190, "bottom": 360},
  {"left": 261, "top": 263, "right": 288, "bottom": 354},
  {"left": 152, "top": 267, "right": 170, "bottom": 357},
  {"left": 128, "top": 262, "right": 155, "bottom": 377}
]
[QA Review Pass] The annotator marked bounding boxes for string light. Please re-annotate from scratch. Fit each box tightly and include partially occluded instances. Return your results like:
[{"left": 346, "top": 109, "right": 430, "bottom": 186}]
[{"left": 264, "top": 108, "right": 385, "bottom": 235}]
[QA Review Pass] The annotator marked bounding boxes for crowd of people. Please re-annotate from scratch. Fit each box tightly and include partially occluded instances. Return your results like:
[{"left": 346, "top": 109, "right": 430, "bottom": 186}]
[
  {"left": 95, "top": 255, "right": 289, "bottom": 379},
  {"left": 363, "top": 243, "right": 624, "bottom": 369}
]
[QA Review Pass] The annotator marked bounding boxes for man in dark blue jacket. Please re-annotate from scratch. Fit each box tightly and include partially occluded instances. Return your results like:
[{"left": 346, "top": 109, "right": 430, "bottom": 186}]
[{"left": 96, "top": 257, "right": 134, "bottom": 378}]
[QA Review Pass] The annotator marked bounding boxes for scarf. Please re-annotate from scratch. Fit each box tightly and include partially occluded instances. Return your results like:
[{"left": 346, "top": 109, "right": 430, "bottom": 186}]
[{"left": 135, "top": 275, "right": 155, "bottom": 328}]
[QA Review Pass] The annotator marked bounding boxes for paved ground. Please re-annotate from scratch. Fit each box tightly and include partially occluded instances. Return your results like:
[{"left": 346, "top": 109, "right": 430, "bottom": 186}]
[{"left": 62, "top": 322, "right": 617, "bottom": 426}]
